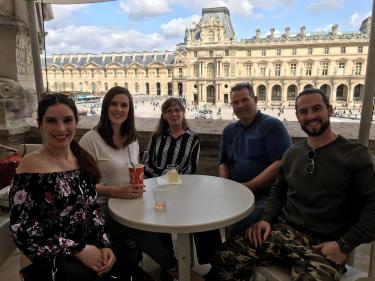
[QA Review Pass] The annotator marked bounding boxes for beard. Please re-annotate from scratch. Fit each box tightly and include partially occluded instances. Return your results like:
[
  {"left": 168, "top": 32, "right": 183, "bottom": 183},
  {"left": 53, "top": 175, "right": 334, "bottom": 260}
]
[{"left": 300, "top": 119, "right": 330, "bottom": 136}]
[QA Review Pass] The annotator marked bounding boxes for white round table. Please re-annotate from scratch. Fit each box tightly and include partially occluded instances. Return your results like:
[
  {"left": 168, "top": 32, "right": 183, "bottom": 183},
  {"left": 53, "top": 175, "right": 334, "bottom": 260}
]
[{"left": 109, "top": 174, "right": 254, "bottom": 281}]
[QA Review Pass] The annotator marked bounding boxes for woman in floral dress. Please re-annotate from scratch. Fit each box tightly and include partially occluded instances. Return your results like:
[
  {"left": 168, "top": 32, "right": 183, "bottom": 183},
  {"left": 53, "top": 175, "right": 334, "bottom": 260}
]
[{"left": 9, "top": 93, "right": 152, "bottom": 281}]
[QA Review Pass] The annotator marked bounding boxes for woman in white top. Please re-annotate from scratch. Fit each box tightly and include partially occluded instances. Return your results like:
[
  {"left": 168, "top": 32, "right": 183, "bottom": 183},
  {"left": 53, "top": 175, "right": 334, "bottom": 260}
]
[{"left": 79, "top": 86, "right": 177, "bottom": 273}]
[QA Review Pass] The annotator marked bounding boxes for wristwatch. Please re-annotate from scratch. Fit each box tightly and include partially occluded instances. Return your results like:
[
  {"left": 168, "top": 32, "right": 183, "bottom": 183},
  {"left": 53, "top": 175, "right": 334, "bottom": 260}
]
[{"left": 336, "top": 238, "right": 352, "bottom": 254}]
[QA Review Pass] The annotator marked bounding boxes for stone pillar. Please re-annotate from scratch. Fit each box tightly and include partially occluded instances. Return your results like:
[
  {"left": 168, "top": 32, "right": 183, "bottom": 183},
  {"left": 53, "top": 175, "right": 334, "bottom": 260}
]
[
  {"left": 0, "top": 5, "right": 38, "bottom": 143},
  {"left": 348, "top": 81, "right": 355, "bottom": 106}
]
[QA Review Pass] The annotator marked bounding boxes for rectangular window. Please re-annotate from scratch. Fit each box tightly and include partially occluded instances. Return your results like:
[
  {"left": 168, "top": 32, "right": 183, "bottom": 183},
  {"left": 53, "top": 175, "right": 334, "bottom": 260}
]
[
  {"left": 355, "top": 62, "right": 362, "bottom": 75},
  {"left": 358, "top": 46, "right": 363, "bottom": 54},
  {"left": 275, "top": 64, "right": 281, "bottom": 76},
  {"left": 194, "top": 51, "right": 198, "bottom": 57},
  {"left": 168, "top": 69, "right": 172, "bottom": 77},
  {"left": 276, "top": 49, "right": 281, "bottom": 56},
  {"left": 114, "top": 70, "right": 117, "bottom": 78},
  {"left": 225, "top": 50, "right": 229, "bottom": 56},
  {"left": 134, "top": 69, "right": 138, "bottom": 78},
  {"left": 292, "top": 49, "right": 297, "bottom": 55},
  {"left": 245, "top": 64, "right": 252, "bottom": 77},
  {"left": 156, "top": 68, "right": 160, "bottom": 77},
  {"left": 145, "top": 69, "right": 148, "bottom": 77},
  {"left": 262, "top": 49, "right": 266, "bottom": 56},
  {"left": 194, "top": 65, "right": 199, "bottom": 77},
  {"left": 324, "top": 47, "right": 329, "bottom": 55},
  {"left": 260, "top": 64, "right": 266, "bottom": 76},
  {"left": 341, "top": 46, "right": 346, "bottom": 54},
  {"left": 91, "top": 70, "right": 94, "bottom": 78},
  {"left": 322, "top": 62, "right": 329, "bottom": 76},
  {"left": 290, "top": 63, "right": 296, "bottom": 76},
  {"left": 338, "top": 62, "right": 345, "bottom": 75},
  {"left": 124, "top": 70, "right": 127, "bottom": 77},
  {"left": 306, "top": 63, "right": 312, "bottom": 76},
  {"left": 247, "top": 50, "right": 251, "bottom": 56},
  {"left": 224, "top": 64, "right": 230, "bottom": 77},
  {"left": 308, "top": 48, "right": 313, "bottom": 55},
  {"left": 179, "top": 68, "right": 182, "bottom": 78}
]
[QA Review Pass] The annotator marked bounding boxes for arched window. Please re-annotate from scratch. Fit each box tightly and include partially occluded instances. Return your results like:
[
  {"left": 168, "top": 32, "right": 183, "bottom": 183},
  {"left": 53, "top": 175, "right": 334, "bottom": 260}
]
[
  {"left": 287, "top": 85, "right": 297, "bottom": 100},
  {"left": 157, "top": 82, "right": 161, "bottom": 96},
  {"left": 271, "top": 85, "right": 282, "bottom": 101},
  {"left": 257, "top": 85, "right": 266, "bottom": 100}
]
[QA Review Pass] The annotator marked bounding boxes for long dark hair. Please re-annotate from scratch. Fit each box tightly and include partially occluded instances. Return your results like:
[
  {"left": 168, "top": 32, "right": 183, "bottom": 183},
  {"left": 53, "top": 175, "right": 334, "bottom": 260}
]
[
  {"left": 95, "top": 86, "right": 137, "bottom": 149},
  {"left": 37, "top": 93, "right": 101, "bottom": 183},
  {"left": 156, "top": 97, "right": 189, "bottom": 136}
]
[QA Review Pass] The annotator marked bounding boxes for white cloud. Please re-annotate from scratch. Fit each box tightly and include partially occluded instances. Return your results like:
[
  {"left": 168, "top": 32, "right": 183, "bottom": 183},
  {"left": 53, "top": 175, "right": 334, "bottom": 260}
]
[
  {"left": 46, "top": 4, "right": 89, "bottom": 29},
  {"left": 349, "top": 12, "right": 371, "bottom": 28},
  {"left": 119, "top": 0, "right": 172, "bottom": 20},
  {"left": 160, "top": 15, "right": 200, "bottom": 38},
  {"left": 307, "top": 0, "right": 340, "bottom": 13},
  {"left": 45, "top": 25, "right": 176, "bottom": 54},
  {"left": 119, "top": 0, "right": 258, "bottom": 19},
  {"left": 251, "top": 0, "right": 293, "bottom": 9}
]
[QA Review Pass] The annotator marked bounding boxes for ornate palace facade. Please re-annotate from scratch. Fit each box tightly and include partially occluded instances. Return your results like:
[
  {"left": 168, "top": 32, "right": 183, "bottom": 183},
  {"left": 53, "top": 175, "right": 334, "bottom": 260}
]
[{"left": 43, "top": 7, "right": 370, "bottom": 107}]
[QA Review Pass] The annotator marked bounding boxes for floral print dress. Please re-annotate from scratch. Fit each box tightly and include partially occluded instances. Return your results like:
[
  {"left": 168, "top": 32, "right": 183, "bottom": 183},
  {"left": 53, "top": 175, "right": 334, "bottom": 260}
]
[{"left": 9, "top": 170, "right": 111, "bottom": 263}]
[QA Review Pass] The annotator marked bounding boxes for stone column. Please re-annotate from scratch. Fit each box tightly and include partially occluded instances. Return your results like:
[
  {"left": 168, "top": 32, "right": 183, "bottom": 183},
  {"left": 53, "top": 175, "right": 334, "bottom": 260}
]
[{"left": 0, "top": 6, "right": 38, "bottom": 144}]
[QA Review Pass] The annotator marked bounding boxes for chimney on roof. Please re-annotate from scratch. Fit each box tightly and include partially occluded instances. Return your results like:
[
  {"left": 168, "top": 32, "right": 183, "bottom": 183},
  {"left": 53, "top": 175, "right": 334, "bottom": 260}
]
[
  {"left": 269, "top": 28, "right": 275, "bottom": 39},
  {"left": 331, "top": 24, "right": 338, "bottom": 35},
  {"left": 121, "top": 52, "right": 127, "bottom": 61},
  {"left": 112, "top": 52, "right": 116, "bottom": 62},
  {"left": 255, "top": 28, "right": 261, "bottom": 40},
  {"left": 284, "top": 27, "right": 290, "bottom": 39},
  {"left": 299, "top": 26, "right": 306, "bottom": 37},
  {"left": 153, "top": 51, "right": 158, "bottom": 61}
]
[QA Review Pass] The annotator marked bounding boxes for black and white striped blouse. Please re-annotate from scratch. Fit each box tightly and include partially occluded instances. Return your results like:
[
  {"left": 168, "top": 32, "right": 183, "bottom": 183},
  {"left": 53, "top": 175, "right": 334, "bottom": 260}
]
[{"left": 144, "top": 129, "right": 200, "bottom": 178}]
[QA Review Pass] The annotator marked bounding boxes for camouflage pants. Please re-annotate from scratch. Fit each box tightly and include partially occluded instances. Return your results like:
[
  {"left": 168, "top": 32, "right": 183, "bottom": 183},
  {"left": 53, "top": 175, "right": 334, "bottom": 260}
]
[{"left": 214, "top": 222, "right": 345, "bottom": 281}]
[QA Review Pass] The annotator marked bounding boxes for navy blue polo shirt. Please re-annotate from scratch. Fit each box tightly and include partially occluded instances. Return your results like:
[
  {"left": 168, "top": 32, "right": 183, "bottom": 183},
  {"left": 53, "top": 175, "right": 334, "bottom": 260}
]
[{"left": 219, "top": 111, "right": 291, "bottom": 184}]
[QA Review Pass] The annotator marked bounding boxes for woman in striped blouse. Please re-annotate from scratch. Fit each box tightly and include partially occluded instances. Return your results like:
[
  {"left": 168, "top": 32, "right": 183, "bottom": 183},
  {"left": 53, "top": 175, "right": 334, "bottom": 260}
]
[{"left": 144, "top": 97, "right": 222, "bottom": 281}]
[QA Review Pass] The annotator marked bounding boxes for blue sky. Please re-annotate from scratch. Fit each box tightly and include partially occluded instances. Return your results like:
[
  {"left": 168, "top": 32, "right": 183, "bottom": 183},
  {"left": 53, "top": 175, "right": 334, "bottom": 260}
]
[{"left": 44, "top": 0, "right": 372, "bottom": 54}]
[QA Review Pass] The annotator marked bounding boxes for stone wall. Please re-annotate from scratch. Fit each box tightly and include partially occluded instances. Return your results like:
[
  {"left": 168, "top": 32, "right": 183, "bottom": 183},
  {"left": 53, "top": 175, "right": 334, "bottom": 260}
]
[{"left": 21, "top": 117, "right": 375, "bottom": 176}]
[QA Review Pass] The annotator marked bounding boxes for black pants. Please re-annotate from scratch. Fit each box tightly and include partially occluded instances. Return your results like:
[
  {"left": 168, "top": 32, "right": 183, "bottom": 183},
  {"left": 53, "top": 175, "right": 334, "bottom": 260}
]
[
  {"left": 20, "top": 254, "right": 154, "bottom": 281},
  {"left": 159, "top": 229, "right": 222, "bottom": 265}
]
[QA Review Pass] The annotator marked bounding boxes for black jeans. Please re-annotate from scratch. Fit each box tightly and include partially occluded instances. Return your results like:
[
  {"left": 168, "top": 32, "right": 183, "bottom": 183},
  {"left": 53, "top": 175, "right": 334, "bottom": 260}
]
[{"left": 20, "top": 254, "right": 154, "bottom": 281}]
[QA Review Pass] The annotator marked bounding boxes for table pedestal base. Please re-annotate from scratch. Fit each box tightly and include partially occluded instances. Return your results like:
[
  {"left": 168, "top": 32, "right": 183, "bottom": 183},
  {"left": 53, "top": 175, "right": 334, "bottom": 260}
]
[{"left": 177, "top": 233, "right": 191, "bottom": 281}]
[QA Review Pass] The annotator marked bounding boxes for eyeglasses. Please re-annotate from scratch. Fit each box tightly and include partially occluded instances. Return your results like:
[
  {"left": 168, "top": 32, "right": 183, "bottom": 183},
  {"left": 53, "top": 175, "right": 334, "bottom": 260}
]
[{"left": 305, "top": 150, "right": 316, "bottom": 175}]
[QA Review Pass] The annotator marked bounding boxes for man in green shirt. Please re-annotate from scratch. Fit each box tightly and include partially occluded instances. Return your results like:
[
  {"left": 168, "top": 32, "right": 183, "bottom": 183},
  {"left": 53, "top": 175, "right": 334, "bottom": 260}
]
[{"left": 211, "top": 88, "right": 375, "bottom": 281}]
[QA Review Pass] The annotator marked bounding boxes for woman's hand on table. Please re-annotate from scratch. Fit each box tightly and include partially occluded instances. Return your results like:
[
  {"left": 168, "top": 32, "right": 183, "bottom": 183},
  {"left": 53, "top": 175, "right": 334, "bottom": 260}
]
[{"left": 115, "top": 184, "right": 145, "bottom": 199}]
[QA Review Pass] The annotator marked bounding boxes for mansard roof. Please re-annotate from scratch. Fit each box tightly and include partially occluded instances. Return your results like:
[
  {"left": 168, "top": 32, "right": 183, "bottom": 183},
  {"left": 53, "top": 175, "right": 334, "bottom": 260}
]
[
  {"left": 200, "top": 7, "right": 235, "bottom": 40},
  {"left": 44, "top": 52, "right": 175, "bottom": 69}
]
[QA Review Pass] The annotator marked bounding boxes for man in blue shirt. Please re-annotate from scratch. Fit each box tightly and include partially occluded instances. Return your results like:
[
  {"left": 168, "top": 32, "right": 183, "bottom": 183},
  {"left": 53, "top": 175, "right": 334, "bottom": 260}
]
[{"left": 219, "top": 82, "right": 291, "bottom": 235}]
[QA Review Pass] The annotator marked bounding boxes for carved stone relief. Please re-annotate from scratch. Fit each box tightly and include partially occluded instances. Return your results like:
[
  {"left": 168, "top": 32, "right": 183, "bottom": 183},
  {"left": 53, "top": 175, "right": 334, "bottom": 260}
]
[
  {"left": 16, "top": 27, "right": 34, "bottom": 76},
  {"left": 0, "top": 78, "right": 36, "bottom": 130}
]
